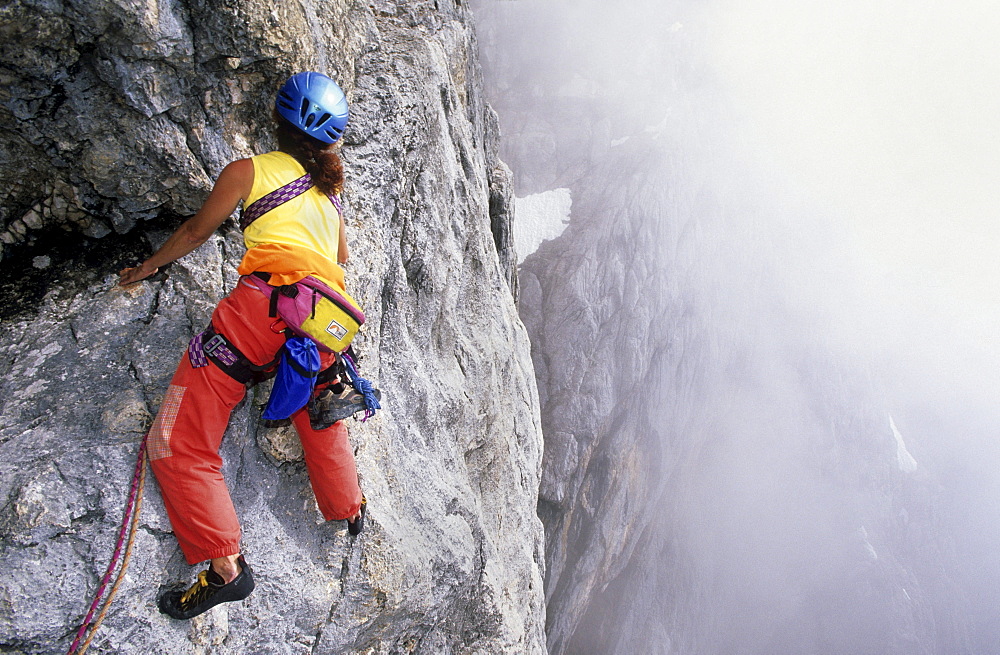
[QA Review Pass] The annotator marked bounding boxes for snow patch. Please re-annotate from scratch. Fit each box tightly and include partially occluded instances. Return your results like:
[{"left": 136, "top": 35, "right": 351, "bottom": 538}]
[
  {"left": 889, "top": 415, "right": 918, "bottom": 472},
  {"left": 514, "top": 188, "right": 572, "bottom": 264}
]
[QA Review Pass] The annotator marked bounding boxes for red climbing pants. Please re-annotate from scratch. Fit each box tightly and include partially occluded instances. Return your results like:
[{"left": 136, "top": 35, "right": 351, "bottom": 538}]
[{"left": 147, "top": 278, "right": 363, "bottom": 564}]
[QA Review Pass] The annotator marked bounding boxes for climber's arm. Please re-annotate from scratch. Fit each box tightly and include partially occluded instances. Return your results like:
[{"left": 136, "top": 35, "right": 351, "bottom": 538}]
[{"left": 119, "top": 159, "right": 254, "bottom": 286}]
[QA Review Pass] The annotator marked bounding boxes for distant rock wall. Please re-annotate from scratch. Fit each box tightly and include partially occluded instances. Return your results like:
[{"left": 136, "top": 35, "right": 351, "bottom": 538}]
[
  {"left": 518, "top": 139, "right": 972, "bottom": 653},
  {"left": 474, "top": 2, "right": 972, "bottom": 654},
  {"left": 0, "top": 1, "right": 545, "bottom": 653}
]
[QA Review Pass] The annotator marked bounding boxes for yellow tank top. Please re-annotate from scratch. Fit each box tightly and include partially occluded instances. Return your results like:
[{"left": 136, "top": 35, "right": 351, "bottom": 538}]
[
  {"left": 244, "top": 151, "right": 340, "bottom": 257},
  {"left": 237, "top": 151, "right": 345, "bottom": 288}
]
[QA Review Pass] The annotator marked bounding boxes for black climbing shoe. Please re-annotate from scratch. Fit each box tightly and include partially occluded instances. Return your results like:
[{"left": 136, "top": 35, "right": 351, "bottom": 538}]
[
  {"left": 308, "top": 386, "right": 382, "bottom": 430},
  {"left": 348, "top": 496, "right": 367, "bottom": 536},
  {"left": 158, "top": 555, "right": 255, "bottom": 620}
]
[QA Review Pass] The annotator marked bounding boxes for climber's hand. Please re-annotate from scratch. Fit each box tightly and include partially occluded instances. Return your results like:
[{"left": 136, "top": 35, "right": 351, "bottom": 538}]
[{"left": 118, "top": 262, "right": 158, "bottom": 287}]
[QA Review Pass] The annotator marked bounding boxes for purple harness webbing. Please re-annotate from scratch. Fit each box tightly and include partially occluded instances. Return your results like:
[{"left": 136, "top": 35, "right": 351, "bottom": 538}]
[
  {"left": 240, "top": 173, "right": 343, "bottom": 231},
  {"left": 188, "top": 330, "right": 209, "bottom": 368},
  {"left": 329, "top": 193, "right": 343, "bottom": 215},
  {"left": 188, "top": 330, "right": 240, "bottom": 368},
  {"left": 185, "top": 325, "right": 280, "bottom": 386}
]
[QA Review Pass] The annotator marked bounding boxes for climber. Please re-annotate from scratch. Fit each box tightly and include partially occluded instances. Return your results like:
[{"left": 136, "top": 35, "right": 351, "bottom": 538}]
[{"left": 119, "top": 72, "right": 367, "bottom": 620}]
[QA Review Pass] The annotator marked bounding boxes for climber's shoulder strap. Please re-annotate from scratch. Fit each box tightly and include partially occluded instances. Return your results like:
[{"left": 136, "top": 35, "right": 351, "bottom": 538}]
[
  {"left": 187, "top": 324, "right": 280, "bottom": 385},
  {"left": 328, "top": 193, "right": 343, "bottom": 216},
  {"left": 240, "top": 174, "right": 311, "bottom": 231},
  {"left": 240, "top": 173, "right": 343, "bottom": 231}
]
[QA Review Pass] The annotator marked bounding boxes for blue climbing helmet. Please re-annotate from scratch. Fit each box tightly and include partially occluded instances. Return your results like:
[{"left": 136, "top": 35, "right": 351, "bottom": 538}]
[{"left": 275, "top": 72, "right": 349, "bottom": 144}]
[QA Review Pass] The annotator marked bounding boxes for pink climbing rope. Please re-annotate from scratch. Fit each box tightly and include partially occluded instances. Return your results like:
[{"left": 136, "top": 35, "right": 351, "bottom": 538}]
[{"left": 66, "top": 434, "right": 149, "bottom": 655}]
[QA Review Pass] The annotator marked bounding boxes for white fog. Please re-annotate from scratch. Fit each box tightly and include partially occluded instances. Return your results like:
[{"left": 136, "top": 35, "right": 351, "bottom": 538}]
[{"left": 474, "top": 0, "right": 1000, "bottom": 652}]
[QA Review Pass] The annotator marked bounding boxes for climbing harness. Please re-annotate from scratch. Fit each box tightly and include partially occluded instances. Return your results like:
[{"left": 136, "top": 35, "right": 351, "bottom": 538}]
[
  {"left": 188, "top": 324, "right": 280, "bottom": 385},
  {"left": 66, "top": 435, "right": 149, "bottom": 655}
]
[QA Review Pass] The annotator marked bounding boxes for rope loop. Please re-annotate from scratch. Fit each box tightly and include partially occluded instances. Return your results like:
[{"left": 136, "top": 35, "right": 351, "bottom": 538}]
[{"left": 67, "top": 435, "right": 149, "bottom": 655}]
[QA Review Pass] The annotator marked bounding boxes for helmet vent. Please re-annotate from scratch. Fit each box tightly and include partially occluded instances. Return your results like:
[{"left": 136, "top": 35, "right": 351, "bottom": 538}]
[
  {"left": 298, "top": 97, "right": 311, "bottom": 121},
  {"left": 277, "top": 91, "right": 295, "bottom": 111},
  {"left": 316, "top": 112, "right": 332, "bottom": 127}
]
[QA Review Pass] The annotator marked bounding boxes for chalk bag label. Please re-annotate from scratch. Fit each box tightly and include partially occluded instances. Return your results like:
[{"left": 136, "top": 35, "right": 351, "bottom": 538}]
[{"left": 326, "top": 319, "right": 348, "bottom": 340}]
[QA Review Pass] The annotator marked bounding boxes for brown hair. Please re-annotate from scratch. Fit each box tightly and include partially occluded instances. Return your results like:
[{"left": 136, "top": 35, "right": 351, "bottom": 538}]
[{"left": 274, "top": 112, "right": 344, "bottom": 196}]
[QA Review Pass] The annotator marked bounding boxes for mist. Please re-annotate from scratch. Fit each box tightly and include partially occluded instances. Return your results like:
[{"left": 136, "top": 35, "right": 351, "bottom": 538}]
[
  {"left": 473, "top": 0, "right": 999, "bottom": 653},
  {"left": 709, "top": 0, "right": 1000, "bottom": 412}
]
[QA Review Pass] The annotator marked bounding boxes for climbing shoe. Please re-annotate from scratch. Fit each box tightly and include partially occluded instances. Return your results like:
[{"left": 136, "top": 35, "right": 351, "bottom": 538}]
[
  {"left": 158, "top": 555, "right": 255, "bottom": 620},
  {"left": 348, "top": 496, "right": 367, "bottom": 536},
  {"left": 308, "top": 386, "right": 382, "bottom": 430}
]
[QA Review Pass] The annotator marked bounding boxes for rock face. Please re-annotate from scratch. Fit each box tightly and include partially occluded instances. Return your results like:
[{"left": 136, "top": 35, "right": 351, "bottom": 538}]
[
  {"left": 474, "top": 2, "right": 972, "bottom": 654},
  {"left": 0, "top": 1, "right": 546, "bottom": 653}
]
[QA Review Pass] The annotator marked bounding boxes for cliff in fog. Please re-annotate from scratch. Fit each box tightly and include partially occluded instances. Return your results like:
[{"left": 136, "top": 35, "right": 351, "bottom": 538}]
[
  {"left": 475, "top": 1, "right": 973, "bottom": 653},
  {"left": 0, "top": 1, "right": 545, "bottom": 653}
]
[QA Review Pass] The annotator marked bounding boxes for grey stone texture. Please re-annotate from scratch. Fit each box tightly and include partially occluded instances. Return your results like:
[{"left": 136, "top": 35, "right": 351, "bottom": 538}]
[{"left": 0, "top": 1, "right": 545, "bottom": 653}]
